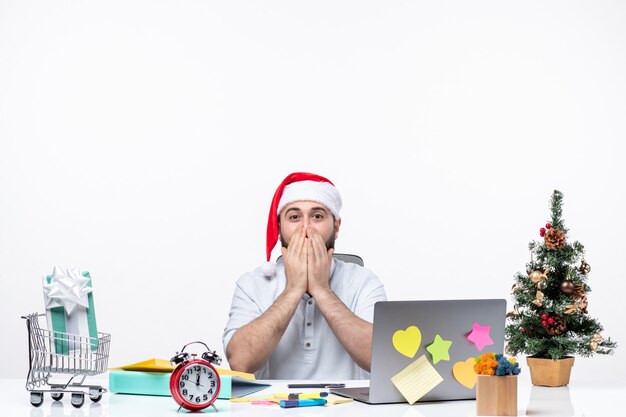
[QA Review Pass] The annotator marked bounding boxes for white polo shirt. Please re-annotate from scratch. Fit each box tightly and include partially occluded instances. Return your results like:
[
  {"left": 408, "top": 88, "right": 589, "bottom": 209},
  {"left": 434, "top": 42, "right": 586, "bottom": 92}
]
[{"left": 223, "top": 259, "right": 387, "bottom": 379}]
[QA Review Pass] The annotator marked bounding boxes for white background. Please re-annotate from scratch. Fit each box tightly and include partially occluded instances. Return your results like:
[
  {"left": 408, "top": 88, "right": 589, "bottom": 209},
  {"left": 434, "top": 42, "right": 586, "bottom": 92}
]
[{"left": 1, "top": 1, "right": 624, "bottom": 383}]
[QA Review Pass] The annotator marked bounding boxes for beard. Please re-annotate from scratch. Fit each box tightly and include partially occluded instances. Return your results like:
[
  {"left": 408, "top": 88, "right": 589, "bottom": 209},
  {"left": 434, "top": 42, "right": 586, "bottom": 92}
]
[{"left": 280, "top": 229, "right": 336, "bottom": 251}]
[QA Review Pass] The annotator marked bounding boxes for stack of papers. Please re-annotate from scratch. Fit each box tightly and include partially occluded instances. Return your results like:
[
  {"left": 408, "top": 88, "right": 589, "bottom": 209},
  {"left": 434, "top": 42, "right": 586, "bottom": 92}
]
[{"left": 108, "top": 358, "right": 270, "bottom": 399}]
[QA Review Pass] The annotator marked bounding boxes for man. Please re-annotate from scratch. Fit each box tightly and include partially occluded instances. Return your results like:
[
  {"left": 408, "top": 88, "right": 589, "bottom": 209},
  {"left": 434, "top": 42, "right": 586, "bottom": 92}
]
[{"left": 223, "top": 172, "right": 386, "bottom": 379}]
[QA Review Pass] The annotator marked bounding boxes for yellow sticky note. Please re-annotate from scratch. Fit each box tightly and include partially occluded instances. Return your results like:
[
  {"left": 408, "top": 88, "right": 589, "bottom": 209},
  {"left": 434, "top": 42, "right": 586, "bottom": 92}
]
[
  {"left": 108, "top": 359, "right": 255, "bottom": 381},
  {"left": 229, "top": 396, "right": 276, "bottom": 403},
  {"left": 392, "top": 326, "right": 422, "bottom": 358},
  {"left": 391, "top": 355, "right": 443, "bottom": 404},
  {"left": 108, "top": 358, "right": 175, "bottom": 372},
  {"left": 214, "top": 367, "right": 256, "bottom": 381},
  {"left": 325, "top": 394, "right": 353, "bottom": 406}
]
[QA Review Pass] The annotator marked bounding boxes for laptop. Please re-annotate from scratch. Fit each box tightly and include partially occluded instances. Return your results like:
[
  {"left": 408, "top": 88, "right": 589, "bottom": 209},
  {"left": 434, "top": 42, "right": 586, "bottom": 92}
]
[{"left": 331, "top": 299, "right": 506, "bottom": 404}]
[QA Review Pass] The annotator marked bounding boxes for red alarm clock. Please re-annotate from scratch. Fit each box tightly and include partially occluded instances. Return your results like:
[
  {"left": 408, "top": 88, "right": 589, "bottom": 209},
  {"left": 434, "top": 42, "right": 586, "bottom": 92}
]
[{"left": 170, "top": 341, "right": 222, "bottom": 412}]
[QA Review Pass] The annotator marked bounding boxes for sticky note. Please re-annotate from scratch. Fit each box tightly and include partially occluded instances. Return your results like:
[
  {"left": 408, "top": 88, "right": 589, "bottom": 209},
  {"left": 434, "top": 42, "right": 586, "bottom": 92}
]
[
  {"left": 452, "top": 358, "right": 477, "bottom": 389},
  {"left": 251, "top": 400, "right": 278, "bottom": 405},
  {"left": 391, "top": 354, "right": 443, "bottom": 404},
  {"left": 467, "top": 322, "right": 493, "bottom": 351},
  {"left": 324, "top": 394, "right": 353, "bottom": 405},
  {"left": 230, "top": 397, "right": 275, "bottom": 403},
  {"left": 110, "top": 358, "right": 175, "bottom": 372},
  {"left": 392, "top": 326, "right": 422, "bottom": 358},
  {"left": 426, "top": 335, "right": 452, "bottom": 364}
]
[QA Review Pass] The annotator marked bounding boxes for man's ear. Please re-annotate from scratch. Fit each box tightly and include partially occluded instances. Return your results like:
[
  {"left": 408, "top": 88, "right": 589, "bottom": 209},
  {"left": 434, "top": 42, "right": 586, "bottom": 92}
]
[{"left": 334, "top": 218, "right": 342, "bottom": 239}]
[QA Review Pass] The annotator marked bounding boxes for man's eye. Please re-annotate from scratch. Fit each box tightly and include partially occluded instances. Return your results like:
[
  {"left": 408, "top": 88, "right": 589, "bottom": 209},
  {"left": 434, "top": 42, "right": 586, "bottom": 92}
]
[
  {"left": 289, "top": 214, "right": 300, "bottom": 220},
  {"left": 313, "top": 213, "right": 324, "bottom": 220}
]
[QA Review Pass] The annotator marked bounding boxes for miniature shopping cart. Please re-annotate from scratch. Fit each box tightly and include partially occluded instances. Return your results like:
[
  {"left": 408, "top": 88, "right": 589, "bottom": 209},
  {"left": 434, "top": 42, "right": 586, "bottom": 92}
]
[{"left": 22, "top": 313, "right": 111, "bottom": 408}]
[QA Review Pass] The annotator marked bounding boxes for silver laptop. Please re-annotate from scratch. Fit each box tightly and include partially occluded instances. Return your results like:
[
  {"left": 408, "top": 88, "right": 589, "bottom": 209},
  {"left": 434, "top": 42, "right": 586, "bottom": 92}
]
[{"left": 331, "top": 299, "right": 506, "bottom": 404}]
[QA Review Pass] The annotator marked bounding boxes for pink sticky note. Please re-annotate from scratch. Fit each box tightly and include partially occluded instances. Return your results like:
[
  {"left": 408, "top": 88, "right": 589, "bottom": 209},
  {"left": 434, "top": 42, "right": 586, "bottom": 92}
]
[
  {"left": 466, "top": 322, "right": 493, "bottom": 351},
  {"left": 251, "top": 400, "right": 277, "bottom": 405}
]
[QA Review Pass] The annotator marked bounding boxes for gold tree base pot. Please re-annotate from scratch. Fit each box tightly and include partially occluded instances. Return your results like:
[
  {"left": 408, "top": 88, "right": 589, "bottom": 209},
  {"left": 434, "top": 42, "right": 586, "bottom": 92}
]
[{"left": 526, "top": 356, "right": 575, "bottom": 387}]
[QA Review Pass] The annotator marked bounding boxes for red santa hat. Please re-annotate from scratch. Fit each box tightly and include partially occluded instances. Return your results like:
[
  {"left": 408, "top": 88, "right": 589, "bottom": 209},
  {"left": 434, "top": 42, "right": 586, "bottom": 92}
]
[{"left": 262, "top": 172, "right": 342, "bottom": 276}]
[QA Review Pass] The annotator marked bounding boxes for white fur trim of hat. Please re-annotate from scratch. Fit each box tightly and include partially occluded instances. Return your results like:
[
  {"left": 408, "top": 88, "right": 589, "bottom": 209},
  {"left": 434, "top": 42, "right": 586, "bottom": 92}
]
[{"left": 277, "top": 180, "right": 342, "bottom": 219}]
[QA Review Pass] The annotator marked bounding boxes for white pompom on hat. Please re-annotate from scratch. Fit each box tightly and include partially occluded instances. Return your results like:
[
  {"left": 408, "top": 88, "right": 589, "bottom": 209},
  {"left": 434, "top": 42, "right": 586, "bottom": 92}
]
[{"left": 263, "top": 172, "right": 342, "bottom": 276}]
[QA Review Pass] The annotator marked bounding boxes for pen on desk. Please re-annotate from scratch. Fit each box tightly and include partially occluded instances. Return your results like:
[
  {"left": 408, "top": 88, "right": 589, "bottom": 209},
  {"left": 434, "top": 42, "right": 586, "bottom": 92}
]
[
  {"left": 287, "top": 383, "right": 346, "bottom": 388},
  {"left": 279, "top": 398, "right": 327, "bottom": 408},
  {"left": 274, "top": 392, "right": 329, "bottom": 400},
  {"left": 289, "top": 392, "right": 329, "bottom": 399}
]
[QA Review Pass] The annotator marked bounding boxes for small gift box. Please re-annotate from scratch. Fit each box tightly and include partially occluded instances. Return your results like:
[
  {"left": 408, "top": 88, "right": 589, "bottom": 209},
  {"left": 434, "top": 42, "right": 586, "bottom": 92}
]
[
  {"left": 474, "top": 353, "right": 520, "bottom": 416},
  {"left": 42, "top": 267, "right": 99, "bottom": 354}
]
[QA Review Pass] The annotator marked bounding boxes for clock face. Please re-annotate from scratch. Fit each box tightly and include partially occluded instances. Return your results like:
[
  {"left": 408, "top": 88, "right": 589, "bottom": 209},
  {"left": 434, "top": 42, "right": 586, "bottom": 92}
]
[{"left": 176, "top": 363, "right": 219, "bottom": 407}]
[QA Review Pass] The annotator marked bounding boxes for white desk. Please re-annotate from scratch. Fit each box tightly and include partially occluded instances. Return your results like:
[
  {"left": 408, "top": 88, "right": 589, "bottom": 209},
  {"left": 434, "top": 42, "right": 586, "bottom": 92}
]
[{"left": 1, "top": 375, "right": 624, "bottom": 417}]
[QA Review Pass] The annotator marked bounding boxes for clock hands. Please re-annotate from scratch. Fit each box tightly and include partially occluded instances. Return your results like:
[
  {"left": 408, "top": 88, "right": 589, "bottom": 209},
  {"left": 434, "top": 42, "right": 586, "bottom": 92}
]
[{"left": 195, "top": 371, "right": 205, "bottom": 388}]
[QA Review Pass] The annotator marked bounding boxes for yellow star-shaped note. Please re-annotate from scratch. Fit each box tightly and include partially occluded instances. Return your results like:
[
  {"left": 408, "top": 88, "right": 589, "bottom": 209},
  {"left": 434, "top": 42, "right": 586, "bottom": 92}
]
[{"left": 426, "top": 334, "right": 452, "bottom": 364}]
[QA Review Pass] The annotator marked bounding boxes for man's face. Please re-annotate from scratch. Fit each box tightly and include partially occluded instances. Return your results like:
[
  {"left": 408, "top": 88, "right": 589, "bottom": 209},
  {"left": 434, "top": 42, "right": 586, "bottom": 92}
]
[{"left": 279, "top": 200, "right": 341, "bottom": 250}]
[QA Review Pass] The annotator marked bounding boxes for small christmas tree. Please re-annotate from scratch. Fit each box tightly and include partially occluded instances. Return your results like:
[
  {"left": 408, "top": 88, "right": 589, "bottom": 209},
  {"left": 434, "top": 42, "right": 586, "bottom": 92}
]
[{"left": 506, "top": 190, "right": 616, "bottom": 359}]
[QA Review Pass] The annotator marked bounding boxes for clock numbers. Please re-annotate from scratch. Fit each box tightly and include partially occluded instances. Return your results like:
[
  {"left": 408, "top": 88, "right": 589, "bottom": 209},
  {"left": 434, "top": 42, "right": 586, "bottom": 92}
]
[{"left": 178, "top": 363, "right": 217, "bottom": 406}]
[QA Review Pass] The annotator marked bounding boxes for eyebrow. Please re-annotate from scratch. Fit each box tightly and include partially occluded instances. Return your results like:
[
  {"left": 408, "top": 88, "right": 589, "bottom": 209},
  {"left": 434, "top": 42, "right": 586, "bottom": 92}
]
[{"left": 309, "top": 206, "right": 330, "bottom": 213}]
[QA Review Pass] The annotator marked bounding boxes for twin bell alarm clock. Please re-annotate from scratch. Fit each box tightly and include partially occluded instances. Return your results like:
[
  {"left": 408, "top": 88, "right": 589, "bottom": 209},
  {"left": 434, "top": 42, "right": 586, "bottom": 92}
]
[{"left": 170, "top": 341, "right": 222, "bottom": 412}]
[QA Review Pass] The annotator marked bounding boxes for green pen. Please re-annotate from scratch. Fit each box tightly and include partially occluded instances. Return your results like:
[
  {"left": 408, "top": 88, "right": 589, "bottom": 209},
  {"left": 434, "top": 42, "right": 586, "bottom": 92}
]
[{"left": 279, "top": 398, "right": 327, "bottom": 408}]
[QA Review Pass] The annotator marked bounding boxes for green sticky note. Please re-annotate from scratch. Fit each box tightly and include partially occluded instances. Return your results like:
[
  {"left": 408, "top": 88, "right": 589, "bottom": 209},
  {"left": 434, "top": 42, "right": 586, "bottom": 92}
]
[{"left": 426, "top": 334, "right": 452, "bottom": 364}]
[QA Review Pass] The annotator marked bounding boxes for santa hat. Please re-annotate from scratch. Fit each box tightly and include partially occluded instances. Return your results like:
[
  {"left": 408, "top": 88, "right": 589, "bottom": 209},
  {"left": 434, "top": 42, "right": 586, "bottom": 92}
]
[{"left": 262, "top": 172, "right": 342, "bottom": 276}]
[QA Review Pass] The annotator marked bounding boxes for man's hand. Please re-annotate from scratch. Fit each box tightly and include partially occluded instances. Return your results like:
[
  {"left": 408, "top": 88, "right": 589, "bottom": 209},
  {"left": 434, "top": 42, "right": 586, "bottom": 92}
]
[
  {"left": 306, "top": 227, "right": 334, "bottom": 297},
  {"left": 280, "top": 224, "right": 308, "bottom": 297}
]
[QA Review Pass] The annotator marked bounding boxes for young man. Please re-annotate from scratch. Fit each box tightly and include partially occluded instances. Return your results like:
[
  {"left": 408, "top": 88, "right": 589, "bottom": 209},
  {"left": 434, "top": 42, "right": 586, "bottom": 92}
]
[{"left": 222, "top": 172, "right": 386, "bottom": 379}]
